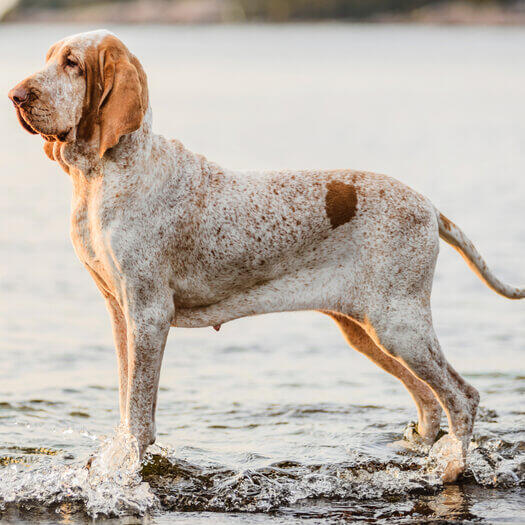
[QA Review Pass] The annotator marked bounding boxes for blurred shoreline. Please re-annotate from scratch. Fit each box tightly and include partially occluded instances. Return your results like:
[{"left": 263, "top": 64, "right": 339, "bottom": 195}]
[{"left": 3, "top": 0, "right": 525, "bottom": 25}]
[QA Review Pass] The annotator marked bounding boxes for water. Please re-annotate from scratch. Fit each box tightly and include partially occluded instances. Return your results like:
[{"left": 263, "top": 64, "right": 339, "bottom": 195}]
[{"left": 1, "top": 23, "right": 524, "bottom": 523}]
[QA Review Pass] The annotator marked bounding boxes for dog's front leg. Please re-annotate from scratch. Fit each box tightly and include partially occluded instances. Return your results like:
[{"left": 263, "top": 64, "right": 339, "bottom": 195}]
[
  {"left": 123, "top": 289, "right": 173, "bottom": 457},
  {"left": 105, "top": 296, "right": 128, "bottom": 423}
]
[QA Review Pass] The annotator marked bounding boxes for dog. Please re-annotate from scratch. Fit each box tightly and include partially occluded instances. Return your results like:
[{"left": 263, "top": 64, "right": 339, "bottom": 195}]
[{"left": 8, "top": 30, "right": 524, "bottom": 483}]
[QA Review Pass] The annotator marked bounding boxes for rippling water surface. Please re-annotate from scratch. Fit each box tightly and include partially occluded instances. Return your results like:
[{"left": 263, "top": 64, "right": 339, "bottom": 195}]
[{"left": 1, "top": 24, "right": 524, "bottom": 523}]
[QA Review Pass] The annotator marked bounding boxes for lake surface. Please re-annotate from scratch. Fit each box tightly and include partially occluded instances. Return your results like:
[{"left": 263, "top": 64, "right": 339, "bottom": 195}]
[{"left": 0, "top": 23, "right": 524, "bottom": 523}]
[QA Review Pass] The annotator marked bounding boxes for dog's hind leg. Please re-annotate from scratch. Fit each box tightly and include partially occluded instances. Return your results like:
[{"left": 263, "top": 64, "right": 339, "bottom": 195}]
[
  {"left": 369, "top": 301, "right": 479, "bottom": 482},
  {"left": 326, "top": 312, "right": 443, "bottom": 444}
]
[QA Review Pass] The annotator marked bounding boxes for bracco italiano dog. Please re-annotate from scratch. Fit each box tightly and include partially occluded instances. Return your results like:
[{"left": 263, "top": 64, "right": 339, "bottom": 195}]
[{"left": 8, "top": 30, "right": 524, "bottom": 483}]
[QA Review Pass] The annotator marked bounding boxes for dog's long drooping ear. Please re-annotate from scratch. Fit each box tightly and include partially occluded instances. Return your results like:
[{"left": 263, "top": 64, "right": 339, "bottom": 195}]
[
  {"left": 98, "top": 40, "right": 148, "bottom": 158},
  {"left": 79, "top": 36, "right": 148, "bottom": 158}
]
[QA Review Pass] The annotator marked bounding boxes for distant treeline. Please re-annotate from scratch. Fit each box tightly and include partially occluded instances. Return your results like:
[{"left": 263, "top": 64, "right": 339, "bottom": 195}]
[
  {"left": 16, "top": 0, "right": 520, "bottom": 21},
  {"left": 237, "top": 0, "right": 516, "bottom": 21}
]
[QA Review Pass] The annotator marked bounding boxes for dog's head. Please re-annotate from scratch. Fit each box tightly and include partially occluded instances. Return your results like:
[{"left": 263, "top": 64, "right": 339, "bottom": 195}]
[{"left": 8, "top": 30, "right": 148, "bottom": 160}]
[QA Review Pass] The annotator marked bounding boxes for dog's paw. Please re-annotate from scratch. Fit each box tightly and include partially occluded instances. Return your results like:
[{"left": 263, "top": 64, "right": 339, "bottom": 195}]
[
  {"left": 389, "top": 422, "right": 436, "bottom": 454},
  {"left": 403, "top": 420, "right": 446, "bottom": 446},
  {"left": 429, "top": 434, "right": 465, "bottom": 483},
  {"left": 403, "top": 421, "right": 424, "bottom": 444}
]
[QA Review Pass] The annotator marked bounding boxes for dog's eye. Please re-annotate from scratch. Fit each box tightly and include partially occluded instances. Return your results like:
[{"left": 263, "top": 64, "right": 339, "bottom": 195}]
[{"left": 65, "top": 57, "right": 78, "bottom": 68}]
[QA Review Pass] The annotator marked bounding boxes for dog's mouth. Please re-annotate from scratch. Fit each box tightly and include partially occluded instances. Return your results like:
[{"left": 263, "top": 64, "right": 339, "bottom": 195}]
[
  {"left": 14, "top": 106, "right": 71, "bottom": 143},
  {"left": 15, "top": 106, "right": 38, "bottom": 135}
]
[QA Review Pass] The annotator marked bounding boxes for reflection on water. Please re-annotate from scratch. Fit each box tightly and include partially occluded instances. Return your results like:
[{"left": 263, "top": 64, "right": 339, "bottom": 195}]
[{"left": 1, "top": 23, "right": 524, "bottom": 523}]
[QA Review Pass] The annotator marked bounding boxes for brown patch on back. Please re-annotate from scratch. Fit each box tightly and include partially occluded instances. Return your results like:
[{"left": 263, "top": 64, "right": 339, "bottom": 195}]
[{"left": 325, "top": 180, "right": 358, "bottom": 229}]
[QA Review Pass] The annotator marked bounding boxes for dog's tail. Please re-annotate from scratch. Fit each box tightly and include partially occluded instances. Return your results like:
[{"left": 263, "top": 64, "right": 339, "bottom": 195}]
[{"left": 436, "top": 209, "right": 525, "bottom": 299}]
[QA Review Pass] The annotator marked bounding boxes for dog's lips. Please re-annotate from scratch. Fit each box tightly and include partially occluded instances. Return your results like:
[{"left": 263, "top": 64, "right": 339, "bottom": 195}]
[
  {"left": 14, "top": 106, "right": 38, "bottom": 135},
  {"left": 14, "top": 105, "right": 71, "bottom": 143},
  {"left": 56, "top": 128, "right": 72, "bottom": 142}
]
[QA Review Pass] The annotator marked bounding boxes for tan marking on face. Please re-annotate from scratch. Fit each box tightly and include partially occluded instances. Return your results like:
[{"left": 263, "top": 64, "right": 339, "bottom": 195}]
[{"left": 325, "top": 180, "right": 358, "bottom": 229}]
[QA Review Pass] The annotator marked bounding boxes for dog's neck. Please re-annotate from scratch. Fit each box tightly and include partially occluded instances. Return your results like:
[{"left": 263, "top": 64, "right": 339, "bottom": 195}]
[
  {"left": 103, "top": 106, "right": 154, "bottom": 172},
  {"left": 57, "top": 105, "right": 154, "bottom": 185},
  {"left": 60, "top": 106, "right": 217, "bottom": 214}
]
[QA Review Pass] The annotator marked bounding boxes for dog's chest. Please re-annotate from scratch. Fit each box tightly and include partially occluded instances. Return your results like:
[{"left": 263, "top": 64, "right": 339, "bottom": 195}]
[
  {"left": 70, "top": 206, "right": 100, "bottom": 272},
  {"left": 69, "top": 182, "right": 117, "bottom": 290}
]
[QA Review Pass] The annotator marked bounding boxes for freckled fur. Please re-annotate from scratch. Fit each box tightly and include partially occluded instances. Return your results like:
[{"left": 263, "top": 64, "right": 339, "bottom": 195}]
[{"left": 8, "top": 31, "right": 525, "bottom": 483}]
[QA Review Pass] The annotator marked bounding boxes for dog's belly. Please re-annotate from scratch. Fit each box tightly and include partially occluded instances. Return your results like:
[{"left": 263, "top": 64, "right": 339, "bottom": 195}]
[
  {"left": 170, "top": 227, "right": 342, "bottom": 310},
  {"left": 172, "top": 250, "right": 365, "bottom": 328},
  {"left": 171, "top": 217, "right": 388, "bottom": 328}
]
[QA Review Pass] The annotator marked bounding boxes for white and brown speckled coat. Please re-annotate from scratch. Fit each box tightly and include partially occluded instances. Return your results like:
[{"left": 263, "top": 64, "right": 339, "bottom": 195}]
[{"left": 8, "top": 30, "right": 525, "bottom": 483}]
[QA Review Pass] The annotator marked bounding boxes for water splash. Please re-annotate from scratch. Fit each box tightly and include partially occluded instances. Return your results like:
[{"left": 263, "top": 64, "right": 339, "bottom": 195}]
[
  {"left": 83, "top": 425, "right": 157, "bottom": 517},
  {"left": 0, "top": 426, "right": 157, "bottom": 519},
  {"left": 139, "top": 444, "right": 441, "bottom": 513},
  {"left": 0, "top": 427, "right": 522, "bottom": 520}
]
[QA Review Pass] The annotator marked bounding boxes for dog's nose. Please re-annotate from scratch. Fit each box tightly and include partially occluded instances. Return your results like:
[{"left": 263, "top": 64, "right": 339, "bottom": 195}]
[{"left": 8, "top": 86, "right": 29, "bottom": 106}]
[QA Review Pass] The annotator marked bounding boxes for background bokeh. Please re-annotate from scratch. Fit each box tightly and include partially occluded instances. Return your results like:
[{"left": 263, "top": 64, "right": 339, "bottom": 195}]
[{"left": 2, "top": 0, "right": 525, "bottom": 23}]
